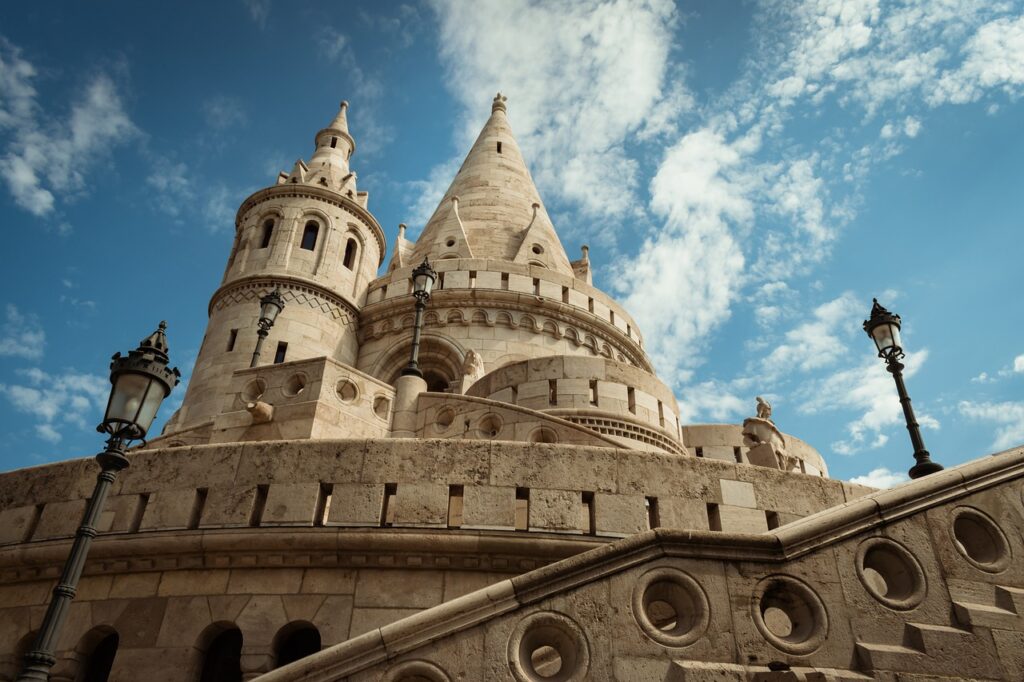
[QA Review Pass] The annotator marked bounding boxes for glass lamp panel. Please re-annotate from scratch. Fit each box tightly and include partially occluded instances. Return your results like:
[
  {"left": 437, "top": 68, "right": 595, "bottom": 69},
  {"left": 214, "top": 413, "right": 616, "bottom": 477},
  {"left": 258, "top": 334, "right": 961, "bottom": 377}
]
[
  {"left": 870, "top": 323, "right": 894, "bottom": 353},
  {"left": 420, "top": 272, "right": 434, "bottom": 295},
  {"left": 134, "top": 379, "right": 167, "bottom": 435},
  {"left": 105, "top": 373, "right": 151, "bottom": 426},
  {"left": 261, "top": 300, "right": 281, "bottom": 324},
  {"left": 888, "top": 323, "right": 902, "bottom": 351}
]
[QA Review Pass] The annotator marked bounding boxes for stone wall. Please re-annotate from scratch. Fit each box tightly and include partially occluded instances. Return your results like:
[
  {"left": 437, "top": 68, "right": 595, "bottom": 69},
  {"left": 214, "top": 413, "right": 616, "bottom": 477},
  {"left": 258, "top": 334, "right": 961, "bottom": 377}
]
[
  {"left": 683, "top": 424, "right": 829, "bottom": 477},
  {"left": 0, "top": 440, "right": 867, "bottom": 680}
]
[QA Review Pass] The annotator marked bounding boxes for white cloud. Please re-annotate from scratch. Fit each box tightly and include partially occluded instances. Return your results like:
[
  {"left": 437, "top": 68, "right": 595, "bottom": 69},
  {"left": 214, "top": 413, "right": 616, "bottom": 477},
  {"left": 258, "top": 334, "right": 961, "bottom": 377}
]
[
  {"left": 244, "top": 0, "right": 271, "bottom": 28},
  {"left": 799, "top": 349, "right": 936, "bottom": 456},
  {"left": 427, "top": 0, "right": 683, "bottom": 223},
  {"left": 202, "top": 95, "right": 247, "bottom": 130},
  {"left": 675, "top": 380, "right": 749, "bottom": 424},
  {"left": 761, "top": 292, "right": 861, "bottom": 377},
  {"left": 146, "top": 156, "right": 193, "bottom": 219},
  {"left": 932, "top": 15, "right": 1024, "bottom": 105},
  {"left": 0, "top": 39, "right": 137, "bottom": 218},
  {"left": 0, "top": 304, "right": 45, "bottom": 359},
  {"left": 1014, "top": 354, "right": 1024, "bottom": 373},
  {"left": 959, "top": 400, "right": 1024, "bottom": 451},
  {"left": 0, "top": 367, "right": 108, "bottom": 444},
  {"left": 849, "top": 466, "right": 909, "bottom": 489}
]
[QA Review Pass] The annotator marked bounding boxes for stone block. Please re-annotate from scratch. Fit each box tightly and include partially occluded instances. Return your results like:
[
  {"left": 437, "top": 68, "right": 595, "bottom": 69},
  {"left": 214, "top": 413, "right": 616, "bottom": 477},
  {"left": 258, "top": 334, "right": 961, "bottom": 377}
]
[
  {"left": 110, "top": 573, "right": 162, "bottom": 599},
  {"left": 0, "top": 505, "right": 36, "bottom": 545},
  {"left": 444, "top": 270, "right": 470, "bottom": 289},
  {"left": 353, "top": 569, "right": 444, "bottom": 609},
  {"left": 507, "top": 273, "right": 533, "bottom": 294},
  {"left": 462, "top": 485, "right": 516, "bottom": 530},
  {"left": 33, "top": 499, "right": 86, "bottom": 540},
  {"left": 717, "top": 504, "right": 769, "bottom": 533},
  {"left": 226, "top": 569, "right": 304, "bottom": 595},
  {"left": 702, "top": 445, "right": 736, "bottom": 463},
  {"left": 529, "top": 488, "right": 582, "bottom": 533},
  {"left": 158, "top": 570, "right": 229, "bottom": 597},
  {"left": 98, "top": 493, "right": 145, "bottom": 534},
  {"left": 594, "top": 493, "right": 647, "bottom": 536},
  {"left": 200, "top": 485, "right": 256, "bottom": 528},
  {"left": 719, "top": 479, "right": 756, "bottom": 508},
  {"left": 140, "top": 489, "right": 196, "bottom": 531},
  {"left": 326, "top": 483, "right": 384, "bottom": 526},
  {"left": 300, "top": 569, "right": 356, "bottom": 594},
  {"left": 393, "top": 482, "right": 448, "bottom": 528},
  {"left": 349, "top": 607, "right": 421, "bottom": 638},
  {"left": 475, "top": 270, "right": 503, "bottom": 290},
  {"left": 261, "top": 482, "right": 319, "bottom": 526}
]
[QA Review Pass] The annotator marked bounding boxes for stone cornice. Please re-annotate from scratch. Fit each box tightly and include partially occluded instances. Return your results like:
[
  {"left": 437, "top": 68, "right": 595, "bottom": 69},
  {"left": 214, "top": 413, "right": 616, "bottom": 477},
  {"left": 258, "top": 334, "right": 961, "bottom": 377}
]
[
  {"left": 359, "top": 289, "right": 653, "bottom": 372},
  {"left": 207, "top": 274, "right": 361, "bottom": 323},
  {"left": 235, "top": 185, "right": 386, "bottom": 266}
]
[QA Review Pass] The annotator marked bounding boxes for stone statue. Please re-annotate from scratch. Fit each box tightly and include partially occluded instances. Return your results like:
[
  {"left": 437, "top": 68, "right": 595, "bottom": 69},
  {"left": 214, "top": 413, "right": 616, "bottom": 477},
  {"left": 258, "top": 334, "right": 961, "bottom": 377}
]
[
  {"left": 756, "top": 396, "right": 772, "bottom": 421},
  {"left": 461, "top": 350, "right": 485, "bottom": 388}
]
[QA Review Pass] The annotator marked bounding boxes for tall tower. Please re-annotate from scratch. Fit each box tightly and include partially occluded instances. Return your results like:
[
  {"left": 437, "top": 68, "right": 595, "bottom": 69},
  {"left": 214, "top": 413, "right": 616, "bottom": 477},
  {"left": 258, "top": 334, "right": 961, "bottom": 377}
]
[{"left": 166, "top": 102, "right": 386, "bottom": 436}]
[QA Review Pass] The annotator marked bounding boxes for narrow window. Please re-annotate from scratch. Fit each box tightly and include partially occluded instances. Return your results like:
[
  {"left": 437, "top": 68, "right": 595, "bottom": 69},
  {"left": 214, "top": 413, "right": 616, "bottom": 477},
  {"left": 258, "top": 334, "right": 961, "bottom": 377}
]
[
  {"left": 343, "top": 238, "right": 357, "bottom": 269},
  {"left": 447, "top": 485, "right": 464, "bottom": 528},
  {"left": 82, "top": 631, "right": 119, "bottom": 682},
  {"left": 260, "top": 219, "right": 274, "bottom": 248},
  {"left": 130, "top": 493, "right": 149, "bottom": 533},
  {"left": 646, "top": 497, "right": 660, "bottom": 529},
  {"left": 189, "top": 488, "right": 208, "bottom": 530},
  {"left": 249, "top": 485, "right": 269, "bottom": 527},
  {"left": 766, "top": 511, "right": 781, "bottom": 530},
  {"left": 610, "top": 310, "right": 616, "bottom": 325},
  {"left": 561, "top": 286, "right": 569, "bottom": 304},
  {"left": 589, "top": 380, "right": 598, "bottom": 406},
  {"left": 300, "top": 221, "right": 319, "bottom": 250},
  {"left": 500, "top": 272, "right": 509, "bottom": 290},
  {"left": 695, "top": 447, "right": 704, "bottom": 458},
  {"left": 581, "top": 491, "right": 595, "bottom": 535},
  {"left": 548, "top": 379, "right": 557, "bottom": 405},
  {"left": 273, "top": 342, "right": 288, "bottom": 364},
  {"left": 381, "top": 483, "right": 397, "bottom": 527},
  {"left": 707, "top": 504, "right": 722, "bottom": 531},
  {"left": 733, "top": 446, "right": 743, "bottom": 464},
  {"left": 533, "top": 277, "right": 541, "bottom": 296},
  {"left": 330, "top": 136, "right": 338, "bottom": 148},
  {"left": 587, "top": 297, "right": 594, "bottom": 313},
  {"left": 510, "top": 385, "right": 518, "bottom": 404},
  {"left": 496, "top": 141, "right": 502, "bottom": 154},
  {"left": 438, "top": 272, "right": 445, "bottom": 290},
  {"left": 515, "top": 488, "right": 530, "bottom": 531},
  {"left": 627, "top": 323, "right": 632, "bottom": 337},
  {"left": 627, "top": 387, "right": 636, "bottom": 414},
  {"left": 226, "top": 329, "right": 238, "bottom": 352},
  {"left": 657, "top": 401, "right": 665, "bottom": 427},
  {"left": 314, "top": 483, "right": 333, "bottom": 527},
  {"left": 200, "top": 628, "right": 242, "bottom": 682},
  {"left": 469, "top": 271, "right": 477, "bottom": 288}
]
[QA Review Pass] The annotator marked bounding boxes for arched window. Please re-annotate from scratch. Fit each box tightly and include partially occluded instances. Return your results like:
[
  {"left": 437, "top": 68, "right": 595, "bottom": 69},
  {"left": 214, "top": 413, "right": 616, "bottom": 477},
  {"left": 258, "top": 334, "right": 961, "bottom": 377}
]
[
  {"left": 260, "top": 219, "right": 274, "bottom": 249},
  {"left": 81, "top": 631, "right": 118, "bottom": 682},
  {"left": 200, "top": 627, "right": 242, "bottom": 682},
  {"left": 300, "top": 221, "right": 319, "bottom": 251},
  {"left": 274, "top": 622, "right": 321, "bottom": 668},
  {"left": 343, "top": 238, "right": 358, "bottom": 269}
]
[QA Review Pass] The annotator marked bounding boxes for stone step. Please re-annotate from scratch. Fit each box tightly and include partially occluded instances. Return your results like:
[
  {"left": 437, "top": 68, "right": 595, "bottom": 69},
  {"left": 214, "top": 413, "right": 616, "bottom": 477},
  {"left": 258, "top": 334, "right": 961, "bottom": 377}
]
[
  {"left": 855, "top": 641, "right": 924, "bottom": 671},
  {"left": 953, "top": 600, "right": 1020, "bottom": 630}
]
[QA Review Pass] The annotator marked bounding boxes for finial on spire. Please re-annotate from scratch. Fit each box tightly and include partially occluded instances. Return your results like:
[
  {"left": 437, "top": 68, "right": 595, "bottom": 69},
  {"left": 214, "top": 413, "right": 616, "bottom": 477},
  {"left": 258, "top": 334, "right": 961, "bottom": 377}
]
[
  {"left": 492, "top": 92, "right": 508, "bottom": 113},
  {"left": 340, "top": 100, "right": 349, "bottom": 111}
]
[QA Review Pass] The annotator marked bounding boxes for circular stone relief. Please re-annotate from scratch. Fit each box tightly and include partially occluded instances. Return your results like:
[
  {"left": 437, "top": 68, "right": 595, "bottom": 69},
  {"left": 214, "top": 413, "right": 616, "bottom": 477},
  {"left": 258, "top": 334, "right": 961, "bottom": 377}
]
[
  {"left": 529, "top": 427, "right": 558, "bottom": 444},
  {"left": 507, "top": 611, "right": 589, "bottom": 682},
  {"left": 335, "top": 378, "right": 359, "bottom": 404},
  {"left": 282, "top": 373, "right": 307, "bottom": 398},
  {"left": 434, "top": 407, "right": 456, "bottom": 432},
  {"left": 241, "top": 378, "right": 268, "bottom": 402},
  {"left": 951, "top": 506, "right": 1011, "bottom": 573},
  {"left": 477, "top": 413, "right": 504, "bottom": 439},
  {"left": 751, "top": 575, "right": 828, "bottom": 655},
  {"left": 631, "top": 567, "right": 710, "bottom": 647},
  {"left": 856, "top": 537, "right": 927, "bottom": 610},
  {"left": 373, "top": 395, "right": 392, "bottom": 420},
  {"left": 383, "top": 660, "right": 451, "bottom": 682}
]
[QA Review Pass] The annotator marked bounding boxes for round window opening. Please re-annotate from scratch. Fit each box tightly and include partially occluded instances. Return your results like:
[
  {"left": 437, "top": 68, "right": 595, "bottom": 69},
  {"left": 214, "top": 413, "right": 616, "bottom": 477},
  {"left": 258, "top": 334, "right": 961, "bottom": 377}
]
[
  {"left": 530, "top": 428, "right": 558, "bottom": 444},
  {"left": 283, "top": 373, "right": 307, "bottom": 398},
  {"left": 631, "top": 568, "right": 709, "bottom": 647},
  {"left": 952, "top": 507, "right": 1011, "bottom": 572},
  {"left": 434, "top": 407, "right": 456, "bottom": 432},
  {"left": 507, "top": 612, "right": 589, "bottom": 682},
  {"left": 477, "top": 414, "right": 503, "bottom": 439},
  {"left": 856, "top": 538, "right": 926, "bottom": 610},
  {"left": 373, "top": 396, "right": 391, "bottom": 420},
  {"left": 336, "top": 378, "right": 358, "bottom": 403},
  {"left": 241, "top": 378, "right": 267, "bottom": 402},
  {"left": 445, "top": 237, "right": 456, "bottom": 248},
  {"left": 531, "top": 243, "right": 544, "bottom": 255},
  {"left": 752, "top": 576, "right": 828, "bottom": 655}
]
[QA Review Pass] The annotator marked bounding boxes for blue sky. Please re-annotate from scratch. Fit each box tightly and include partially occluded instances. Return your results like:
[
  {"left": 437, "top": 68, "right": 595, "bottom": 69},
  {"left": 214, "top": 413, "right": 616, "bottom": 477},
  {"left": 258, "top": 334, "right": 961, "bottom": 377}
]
[{"left": 1, "top": 1, "right": 1022, "bottom": 487}]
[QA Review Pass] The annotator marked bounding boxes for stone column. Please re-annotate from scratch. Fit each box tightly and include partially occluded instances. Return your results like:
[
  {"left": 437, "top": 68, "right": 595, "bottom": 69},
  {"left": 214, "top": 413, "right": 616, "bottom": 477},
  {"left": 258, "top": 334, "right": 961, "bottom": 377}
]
[{"left": 391, "top": 374, "right": 426, "bottom": 437}]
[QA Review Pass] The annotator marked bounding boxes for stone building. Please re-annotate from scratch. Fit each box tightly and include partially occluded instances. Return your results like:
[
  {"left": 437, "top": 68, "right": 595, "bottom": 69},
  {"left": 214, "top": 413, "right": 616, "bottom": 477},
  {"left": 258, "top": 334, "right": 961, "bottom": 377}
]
[{"left": 1, "top": 95, "right": 1023, "bottom": 681}]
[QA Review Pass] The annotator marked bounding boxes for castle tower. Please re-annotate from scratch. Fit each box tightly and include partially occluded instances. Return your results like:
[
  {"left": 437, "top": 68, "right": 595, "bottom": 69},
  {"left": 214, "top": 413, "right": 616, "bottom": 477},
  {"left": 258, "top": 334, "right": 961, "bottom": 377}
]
[{"left": 166, "top": 101, "right": 386, "bottom": 436}]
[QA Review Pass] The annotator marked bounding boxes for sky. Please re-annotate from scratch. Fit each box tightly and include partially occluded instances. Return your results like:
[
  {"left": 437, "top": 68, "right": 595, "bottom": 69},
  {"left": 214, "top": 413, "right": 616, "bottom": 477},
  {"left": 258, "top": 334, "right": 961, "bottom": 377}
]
[{"left": 0, "top": 0, "right": 1022, "bottom": 487}]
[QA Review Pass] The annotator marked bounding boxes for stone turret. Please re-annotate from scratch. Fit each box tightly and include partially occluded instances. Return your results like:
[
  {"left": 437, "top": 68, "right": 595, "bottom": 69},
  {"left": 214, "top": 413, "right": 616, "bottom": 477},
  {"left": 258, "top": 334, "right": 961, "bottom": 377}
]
[{"left": 165, "top": 101, "right": 386, "bottom": 437}]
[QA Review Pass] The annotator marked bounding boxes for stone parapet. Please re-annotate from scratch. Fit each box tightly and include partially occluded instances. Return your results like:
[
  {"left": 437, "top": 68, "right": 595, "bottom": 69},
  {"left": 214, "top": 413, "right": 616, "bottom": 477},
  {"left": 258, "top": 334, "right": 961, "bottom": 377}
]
[{"left": 684, "top": 423, "right": 829, "bottom": 477}]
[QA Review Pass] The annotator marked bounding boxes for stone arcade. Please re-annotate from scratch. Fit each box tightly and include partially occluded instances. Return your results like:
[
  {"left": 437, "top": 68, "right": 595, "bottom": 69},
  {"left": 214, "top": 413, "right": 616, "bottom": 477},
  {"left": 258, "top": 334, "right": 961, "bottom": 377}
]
[{"left": 1, "top": 95, "right": 1023, "bottom": 681}]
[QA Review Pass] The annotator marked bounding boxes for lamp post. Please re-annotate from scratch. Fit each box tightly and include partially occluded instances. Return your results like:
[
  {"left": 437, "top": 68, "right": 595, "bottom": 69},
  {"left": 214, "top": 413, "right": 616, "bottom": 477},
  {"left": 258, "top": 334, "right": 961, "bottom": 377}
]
[
  {"left": 18, "top": 322, "right": 180, "bottom": 682},
  {"left": 863, "top": 299, "right": 943, "bottom": 479},
  {"left": 250, "top": 287, "right": 285, "bottom": 368},
  {"left": 401, "top": 258, "right": 437, "bottom": 379}
]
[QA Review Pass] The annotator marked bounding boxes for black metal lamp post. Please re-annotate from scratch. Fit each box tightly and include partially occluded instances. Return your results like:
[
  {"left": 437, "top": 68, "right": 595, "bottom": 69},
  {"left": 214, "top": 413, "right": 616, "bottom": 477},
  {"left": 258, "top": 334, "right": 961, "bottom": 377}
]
[
  {"left": 250, "top": 287, "right": 285, "bottom": 368},
  {"left": 401, "top": 258, "right": 437, "bottom": 379},
  {"left": 863, "top": 299, "right": 943, "bottom": 480},
  {"left": 18, "top": 323, "right": 180, "bottom": 682}
]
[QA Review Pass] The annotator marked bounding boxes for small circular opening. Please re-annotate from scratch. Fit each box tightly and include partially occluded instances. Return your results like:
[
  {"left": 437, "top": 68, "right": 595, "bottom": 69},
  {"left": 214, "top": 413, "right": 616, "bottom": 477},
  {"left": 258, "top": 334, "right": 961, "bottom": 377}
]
[
  {"left": 435, "top": 408, "right": 456, "bottom": 431},
  {"left": 632, "top": 568, "right": 709, "bottom": 647},
  {"left": 241, "top": 378, "right": 267, "bottom": 402},
  {"left": 529, "top": 645, "right": 561, "bottom": 678},
  {"left": 531, "top": 244, "right": 544, "bottom": 255},
  {"left": 859, "top": 541, "right": 922, "bottom": 606},
  {"left": 477, "top": 414, "right": 503, "bottom": 439},
  {"left": 373, "top": 396, "right": 391, "bottom": 420},
  {"left": 646, "top": 600, "right": 677, "bottom": 631},
  {"left": 336, "top": 379, "right": 358, "bottom": 403},
  {"left": 952, "top": 508, "right": 1010, "bottom": 572},
  {"left": 445, "top": 237, "right": 456, "bottom": 247},
  {"left": 283, "top": 374, "right": 306, "bottom": 398},
  {"left": 752, "top": 576, "right": 827, "bottom": 654},
  {"left": 530, "top": 428, "right": 558, "bottom": 444}
]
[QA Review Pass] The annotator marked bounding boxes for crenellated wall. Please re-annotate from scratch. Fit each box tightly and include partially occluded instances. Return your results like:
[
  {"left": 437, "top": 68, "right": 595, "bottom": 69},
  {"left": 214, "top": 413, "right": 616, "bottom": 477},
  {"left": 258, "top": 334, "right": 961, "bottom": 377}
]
[{"left": 0, "top": 440, "right": 867, "bottom": 680}]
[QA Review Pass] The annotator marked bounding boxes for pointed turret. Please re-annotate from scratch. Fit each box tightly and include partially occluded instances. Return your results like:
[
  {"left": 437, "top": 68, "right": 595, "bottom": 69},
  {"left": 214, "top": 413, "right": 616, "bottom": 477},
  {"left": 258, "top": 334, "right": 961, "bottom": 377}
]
[{"left": 410, "top": 93, "right": 574, "bottom": 275}]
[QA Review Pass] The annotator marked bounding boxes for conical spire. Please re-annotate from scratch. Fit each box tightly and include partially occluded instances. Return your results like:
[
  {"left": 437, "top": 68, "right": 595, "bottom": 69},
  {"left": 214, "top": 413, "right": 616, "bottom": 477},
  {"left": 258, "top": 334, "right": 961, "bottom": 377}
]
[
  {"left": 309, "top": 101, "right": 356, "bottom": 178},
  {"left": 409, "top": 94, "right": 574, "bottom": 275}
]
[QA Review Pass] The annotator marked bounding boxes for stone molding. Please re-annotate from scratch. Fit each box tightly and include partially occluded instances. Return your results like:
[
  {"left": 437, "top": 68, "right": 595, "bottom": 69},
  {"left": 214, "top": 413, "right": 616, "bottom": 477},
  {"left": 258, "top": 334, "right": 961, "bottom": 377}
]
[
  {"left": 208, "top": 275, "right": 360, "bottom": 324},
  {"left": 235, "top": 185, "right": 386, "bottom": 266}
]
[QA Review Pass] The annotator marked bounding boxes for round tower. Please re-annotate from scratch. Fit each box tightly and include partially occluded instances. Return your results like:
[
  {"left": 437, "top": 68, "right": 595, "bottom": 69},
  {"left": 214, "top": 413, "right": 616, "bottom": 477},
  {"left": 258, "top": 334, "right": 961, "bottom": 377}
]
[{"left": 167, "top": 102, "right": 386, "bottom": 436}]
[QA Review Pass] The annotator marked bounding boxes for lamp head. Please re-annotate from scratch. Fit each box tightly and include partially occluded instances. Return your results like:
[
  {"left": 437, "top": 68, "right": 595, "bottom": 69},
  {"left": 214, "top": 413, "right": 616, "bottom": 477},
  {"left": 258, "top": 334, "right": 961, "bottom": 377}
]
[
  {"left": 863, "top": 298, "right": 903, "bottom": 358},
  {"left": 411, "top": 258, "right": 437, "bottom": 299}
]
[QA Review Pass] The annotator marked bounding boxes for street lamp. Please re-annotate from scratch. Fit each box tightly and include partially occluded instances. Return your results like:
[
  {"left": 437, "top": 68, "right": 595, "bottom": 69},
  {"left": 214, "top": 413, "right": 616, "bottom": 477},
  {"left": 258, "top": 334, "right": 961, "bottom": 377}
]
[
  {"left": 18, "top": 322, "right": 180, "bottom": 682},
  {"left": 250, "top": 287, "right": 285, "bottom": 368},
  {"left": 401, "top": 258, "right": 437, "bottom": 378},
  {"left": 863, "top": 299, "right": 943, "bottom": 480}
]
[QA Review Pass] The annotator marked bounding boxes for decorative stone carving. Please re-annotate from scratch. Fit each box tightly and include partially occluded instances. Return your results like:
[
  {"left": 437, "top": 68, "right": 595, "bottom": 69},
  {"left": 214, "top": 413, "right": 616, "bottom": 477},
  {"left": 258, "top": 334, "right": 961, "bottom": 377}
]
[
  {"left": 460, "top": 349, "right": 486, "bottom": 393},
  {"left": 743, "top": 398, "right": 796, "bottom": 471},
  {"left": 756, "top": 395, "right": 772, "bottom": 421}
]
